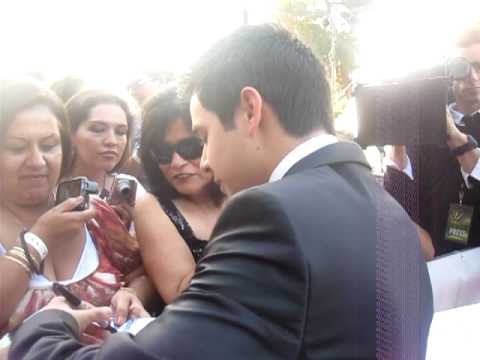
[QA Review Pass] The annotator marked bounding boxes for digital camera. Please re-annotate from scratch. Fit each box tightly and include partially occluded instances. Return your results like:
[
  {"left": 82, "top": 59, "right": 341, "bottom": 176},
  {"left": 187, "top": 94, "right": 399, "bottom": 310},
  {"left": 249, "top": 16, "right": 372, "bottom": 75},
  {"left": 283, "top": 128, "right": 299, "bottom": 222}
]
[
  {"left": 55, "top": 177, "right": 99, "bottom": 211},
  {"left": 106, "top": 173, "right": 137, "bottom": 207}
]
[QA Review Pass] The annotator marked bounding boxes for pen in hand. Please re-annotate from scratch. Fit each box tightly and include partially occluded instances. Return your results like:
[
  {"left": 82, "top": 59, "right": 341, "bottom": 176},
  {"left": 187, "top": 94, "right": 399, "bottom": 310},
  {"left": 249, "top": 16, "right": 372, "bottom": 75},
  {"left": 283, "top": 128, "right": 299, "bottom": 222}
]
[{"left": 52, "top": 282, "right": 117, "bottom": 333}]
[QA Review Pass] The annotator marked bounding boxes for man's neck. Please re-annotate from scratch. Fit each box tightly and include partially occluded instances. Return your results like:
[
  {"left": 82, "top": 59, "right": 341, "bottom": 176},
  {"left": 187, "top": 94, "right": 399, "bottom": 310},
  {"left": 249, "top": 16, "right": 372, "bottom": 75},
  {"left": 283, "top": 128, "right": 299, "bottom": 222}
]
[
  {"left": 268, "top": 130, "right": 336, "bottom": 182},
  {"left": 454, "top": 101, "right": 480, "bottom": 116}
]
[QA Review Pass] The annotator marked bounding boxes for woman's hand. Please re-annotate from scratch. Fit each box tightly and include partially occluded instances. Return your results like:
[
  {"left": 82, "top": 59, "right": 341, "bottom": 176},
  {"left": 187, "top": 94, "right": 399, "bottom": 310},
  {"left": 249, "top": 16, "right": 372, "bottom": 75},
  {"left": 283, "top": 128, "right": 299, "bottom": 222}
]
[
  {"left": 111, "top": 203, "right": 134, "bottom": 228},
  {"left": 110, "top": 287, "right": 150, "bottom": 326},
  {"left": 29, "top": 196, "right": 96, "bottom": 249}
]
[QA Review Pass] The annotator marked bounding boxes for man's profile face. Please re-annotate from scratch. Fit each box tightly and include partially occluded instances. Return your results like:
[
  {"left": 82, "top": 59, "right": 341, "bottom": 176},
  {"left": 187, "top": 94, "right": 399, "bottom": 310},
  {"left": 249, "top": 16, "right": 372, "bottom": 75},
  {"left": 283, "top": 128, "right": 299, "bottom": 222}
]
[
  {"left": 190, "top": 94, "right": 262, "bottom": 197},
  {"left": 454, "top": 43, "right": 480, "bottom": 109}
]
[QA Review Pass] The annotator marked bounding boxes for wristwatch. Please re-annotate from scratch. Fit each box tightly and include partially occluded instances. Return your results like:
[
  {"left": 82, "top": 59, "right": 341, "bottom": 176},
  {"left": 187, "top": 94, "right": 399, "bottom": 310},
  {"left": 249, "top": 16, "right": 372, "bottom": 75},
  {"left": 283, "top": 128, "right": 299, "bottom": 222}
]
[{"left": 451, "top": 134, "right": 478, "bottom": 157}]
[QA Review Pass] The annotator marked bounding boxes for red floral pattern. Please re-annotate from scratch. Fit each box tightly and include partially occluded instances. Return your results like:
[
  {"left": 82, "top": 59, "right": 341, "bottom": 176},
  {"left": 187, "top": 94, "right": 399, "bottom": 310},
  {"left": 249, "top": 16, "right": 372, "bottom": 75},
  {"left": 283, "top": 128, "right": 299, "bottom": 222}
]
[{"left": 3, "top": 198, "right": 142, "bottom": 343}]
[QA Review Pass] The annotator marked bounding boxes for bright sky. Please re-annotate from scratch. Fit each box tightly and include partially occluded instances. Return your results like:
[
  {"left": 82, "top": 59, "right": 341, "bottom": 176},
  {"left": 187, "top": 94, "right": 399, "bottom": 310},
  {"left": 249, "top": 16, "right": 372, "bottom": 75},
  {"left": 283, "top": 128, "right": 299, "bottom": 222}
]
[
  {"left": 0, "top": 0, "right": 478, "bottom": 88},
  {"left": 356, "top": 0, "right": 480, "bottom": 82},
  {"left": 0, "top": 0, "right": 277, "bottom": 87}
]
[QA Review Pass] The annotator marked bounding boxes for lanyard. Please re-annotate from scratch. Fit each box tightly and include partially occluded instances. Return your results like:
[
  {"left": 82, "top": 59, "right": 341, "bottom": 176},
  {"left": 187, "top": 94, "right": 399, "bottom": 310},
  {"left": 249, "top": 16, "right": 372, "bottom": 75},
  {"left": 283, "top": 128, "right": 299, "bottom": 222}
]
[{"left": 459, "top": 183, "right": 466, "bottom": 206}]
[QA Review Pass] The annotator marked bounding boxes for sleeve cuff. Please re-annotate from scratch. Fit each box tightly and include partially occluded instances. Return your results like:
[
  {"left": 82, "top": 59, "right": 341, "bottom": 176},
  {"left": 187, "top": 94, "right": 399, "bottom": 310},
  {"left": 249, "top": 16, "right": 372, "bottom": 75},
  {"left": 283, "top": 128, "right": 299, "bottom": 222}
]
[
  {"left": 462, "top": 157, "right": 480, "bottom": 188},
  {"left": 385, "top": 155, "right": 414, "bottom": 180},
  {"left": 18, "top": 309, "right": 80, "bottom": 337}
]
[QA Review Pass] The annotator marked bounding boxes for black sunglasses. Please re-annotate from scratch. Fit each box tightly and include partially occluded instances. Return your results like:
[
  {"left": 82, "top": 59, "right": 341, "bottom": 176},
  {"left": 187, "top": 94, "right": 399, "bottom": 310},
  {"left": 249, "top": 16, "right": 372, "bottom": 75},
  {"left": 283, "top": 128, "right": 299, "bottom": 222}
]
[{"left": 151, "top": 137, "right": 204, "bottom": 165}]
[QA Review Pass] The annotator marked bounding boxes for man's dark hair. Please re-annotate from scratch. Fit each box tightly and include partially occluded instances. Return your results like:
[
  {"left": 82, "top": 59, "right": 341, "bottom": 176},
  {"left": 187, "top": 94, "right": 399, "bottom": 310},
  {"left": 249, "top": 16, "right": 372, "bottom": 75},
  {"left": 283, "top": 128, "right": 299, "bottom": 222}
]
[{"left": 185, "top": 24, "right": 334, "bottom": 136}]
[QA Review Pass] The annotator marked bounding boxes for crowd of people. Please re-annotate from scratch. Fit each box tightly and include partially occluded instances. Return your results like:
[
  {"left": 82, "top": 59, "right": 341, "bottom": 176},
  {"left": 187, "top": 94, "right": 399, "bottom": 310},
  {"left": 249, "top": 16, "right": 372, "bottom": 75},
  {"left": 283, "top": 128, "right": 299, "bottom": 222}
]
[{"left": 0, "top": 22, "right": 478, "bottom": 359}]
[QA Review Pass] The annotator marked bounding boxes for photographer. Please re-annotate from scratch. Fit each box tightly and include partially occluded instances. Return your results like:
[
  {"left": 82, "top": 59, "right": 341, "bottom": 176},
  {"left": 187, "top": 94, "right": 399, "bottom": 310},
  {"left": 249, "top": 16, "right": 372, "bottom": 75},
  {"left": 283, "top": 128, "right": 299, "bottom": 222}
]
[
  {"left": 385, "top": 25, "right": 480, "bottom": 256},
  {"left": 0, "top": 82, "right": 149, "bottom": 352}
]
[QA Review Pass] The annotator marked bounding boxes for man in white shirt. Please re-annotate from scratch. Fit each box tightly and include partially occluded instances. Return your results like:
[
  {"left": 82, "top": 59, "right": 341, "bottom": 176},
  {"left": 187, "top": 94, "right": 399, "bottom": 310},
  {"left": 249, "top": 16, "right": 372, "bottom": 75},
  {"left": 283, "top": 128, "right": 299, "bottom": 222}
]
[{"left": 385, "top": 25, "right": 480, "bottom": 256}]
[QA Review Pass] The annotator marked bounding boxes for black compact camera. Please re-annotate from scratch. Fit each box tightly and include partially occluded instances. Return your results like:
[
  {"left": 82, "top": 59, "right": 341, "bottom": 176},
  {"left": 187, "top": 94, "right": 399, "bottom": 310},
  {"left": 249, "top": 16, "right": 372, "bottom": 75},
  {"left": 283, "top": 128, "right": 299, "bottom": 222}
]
[
  {"left": 55, "top": 177, "right": 99, "bottom": 211},
  {"left": 355, "top": 57, "right": 473, "bottom": 147},
  {"left": 105, "top": 173, "right": 137, "bottom": 207}
]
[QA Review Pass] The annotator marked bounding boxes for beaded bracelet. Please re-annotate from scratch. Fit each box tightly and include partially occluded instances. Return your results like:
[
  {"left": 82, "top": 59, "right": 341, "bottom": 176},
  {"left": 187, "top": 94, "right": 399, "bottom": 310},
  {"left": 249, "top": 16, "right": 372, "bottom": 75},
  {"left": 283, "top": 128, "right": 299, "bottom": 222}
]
[{"left": 9, "top": 246, "right": 39, "bottom": 270}]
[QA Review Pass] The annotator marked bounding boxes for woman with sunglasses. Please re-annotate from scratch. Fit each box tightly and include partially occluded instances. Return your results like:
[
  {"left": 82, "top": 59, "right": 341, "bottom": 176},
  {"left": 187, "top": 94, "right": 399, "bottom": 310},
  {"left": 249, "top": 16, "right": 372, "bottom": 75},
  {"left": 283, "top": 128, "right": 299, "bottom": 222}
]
[{"left": 134, "top": 86, "right": 224, "bottom": 304}]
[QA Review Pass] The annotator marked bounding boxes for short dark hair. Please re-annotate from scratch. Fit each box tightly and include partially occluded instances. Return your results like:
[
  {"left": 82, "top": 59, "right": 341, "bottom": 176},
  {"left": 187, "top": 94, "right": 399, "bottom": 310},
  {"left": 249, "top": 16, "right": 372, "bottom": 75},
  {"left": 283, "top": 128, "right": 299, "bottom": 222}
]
[
  {"left": 0, "top": 80, "right": 72, "bottom": 178},
  {"left": 185, "top": 24, "right": 334, "bottom": 136},
  {"left": 65, "top": 89, "right": 134, "bottom": 171},
  {"left": 140, "top": 86, "right": 223, "bottom": 203}
]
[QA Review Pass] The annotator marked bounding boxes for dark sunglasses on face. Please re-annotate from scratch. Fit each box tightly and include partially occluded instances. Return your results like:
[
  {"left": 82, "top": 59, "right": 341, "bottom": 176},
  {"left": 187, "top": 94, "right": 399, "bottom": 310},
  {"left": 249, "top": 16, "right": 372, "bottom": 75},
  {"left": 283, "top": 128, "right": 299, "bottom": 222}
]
[
  {"left": 448, "top": 57, "right": 480, "bottom": 80},
  {"left": 151, "top": 136, "right": 204, "bottom": 165}
]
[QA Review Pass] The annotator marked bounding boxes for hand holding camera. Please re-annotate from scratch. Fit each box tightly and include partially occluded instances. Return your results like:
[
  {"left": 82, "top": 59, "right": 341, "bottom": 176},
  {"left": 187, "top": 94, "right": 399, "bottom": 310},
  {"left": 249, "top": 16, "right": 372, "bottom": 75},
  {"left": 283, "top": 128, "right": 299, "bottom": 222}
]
[
  {"left": 356, "top": 57, "right": 476, "bottom": 148},
  {"left": 28, "top": 177, "right": 99, "bottom": 248},
  {"left": 55, "top": 177, "right": 99, "bottom": 211},
  {"left": 29, "top": 196, "right": 96, "bottom": 249},
  {"left": 445, "top": 108, "right": 469, "bottom": 148}
]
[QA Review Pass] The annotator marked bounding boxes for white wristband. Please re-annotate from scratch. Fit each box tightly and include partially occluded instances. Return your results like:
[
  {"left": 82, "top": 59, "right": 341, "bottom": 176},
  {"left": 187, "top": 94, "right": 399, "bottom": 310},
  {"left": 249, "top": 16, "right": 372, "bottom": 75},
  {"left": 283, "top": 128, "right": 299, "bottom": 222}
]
[{"left": 23, "top": 232, "right": 48, "bottom": 261}]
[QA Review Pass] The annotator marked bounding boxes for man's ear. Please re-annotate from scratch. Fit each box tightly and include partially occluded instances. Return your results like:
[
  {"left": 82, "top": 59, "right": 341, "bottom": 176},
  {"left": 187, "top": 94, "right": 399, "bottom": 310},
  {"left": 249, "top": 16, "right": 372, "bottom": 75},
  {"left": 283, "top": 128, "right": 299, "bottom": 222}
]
[{"left": 239, "top": 87, "right": 263, "bottom": 136}]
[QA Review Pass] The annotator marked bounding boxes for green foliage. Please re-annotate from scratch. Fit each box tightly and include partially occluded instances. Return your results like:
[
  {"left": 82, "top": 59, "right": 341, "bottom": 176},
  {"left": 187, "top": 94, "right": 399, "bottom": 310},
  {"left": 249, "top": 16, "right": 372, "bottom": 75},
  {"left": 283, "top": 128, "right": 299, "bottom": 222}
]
[{"left": 275, "top": 0, "right": 367, "bottom": 118}]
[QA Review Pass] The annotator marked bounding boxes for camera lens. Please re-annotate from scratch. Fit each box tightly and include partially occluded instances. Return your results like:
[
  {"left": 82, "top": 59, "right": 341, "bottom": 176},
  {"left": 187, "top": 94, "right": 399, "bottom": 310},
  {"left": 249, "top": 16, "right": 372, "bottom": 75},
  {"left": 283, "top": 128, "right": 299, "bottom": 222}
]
[{"left": 117, "top": 181, "right": 131, "bottom": 197}]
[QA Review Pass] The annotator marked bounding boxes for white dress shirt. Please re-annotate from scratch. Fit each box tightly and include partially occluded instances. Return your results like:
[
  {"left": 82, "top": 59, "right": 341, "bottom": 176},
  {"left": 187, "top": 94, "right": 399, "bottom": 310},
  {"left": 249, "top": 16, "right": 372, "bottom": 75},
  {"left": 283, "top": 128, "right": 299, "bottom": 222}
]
[{"left": 269, "top": 134, "right": 338, "bottom": 182}]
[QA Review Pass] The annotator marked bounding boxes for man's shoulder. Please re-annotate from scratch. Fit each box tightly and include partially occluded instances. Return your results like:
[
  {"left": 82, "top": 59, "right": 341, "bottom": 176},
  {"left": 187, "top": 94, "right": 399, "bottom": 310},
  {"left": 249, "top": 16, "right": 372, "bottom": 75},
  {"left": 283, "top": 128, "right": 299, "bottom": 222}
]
[
  {"left": 217, "top": 168, "right": 352, "bottom": 235},
  {"left": 219, "top": 184, "right": 291, "bottom": 227},
  {"left": 225, "top": 173, "right": 323, "bottom": 215}
]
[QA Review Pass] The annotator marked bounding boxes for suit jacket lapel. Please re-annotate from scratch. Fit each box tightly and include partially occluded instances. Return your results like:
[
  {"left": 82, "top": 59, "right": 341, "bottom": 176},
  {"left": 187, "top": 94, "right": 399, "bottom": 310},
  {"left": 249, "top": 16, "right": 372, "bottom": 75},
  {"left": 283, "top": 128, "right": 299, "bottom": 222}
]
[{"left": 284, "top": 141, "right": 371, "bottom": 178}]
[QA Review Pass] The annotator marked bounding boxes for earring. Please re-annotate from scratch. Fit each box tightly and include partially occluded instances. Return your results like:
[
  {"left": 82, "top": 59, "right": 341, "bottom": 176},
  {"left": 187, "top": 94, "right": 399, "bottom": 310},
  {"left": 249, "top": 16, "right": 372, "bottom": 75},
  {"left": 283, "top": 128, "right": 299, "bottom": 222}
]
[{"left": 48, "top": 190, "right": 56, "bottom": 206}]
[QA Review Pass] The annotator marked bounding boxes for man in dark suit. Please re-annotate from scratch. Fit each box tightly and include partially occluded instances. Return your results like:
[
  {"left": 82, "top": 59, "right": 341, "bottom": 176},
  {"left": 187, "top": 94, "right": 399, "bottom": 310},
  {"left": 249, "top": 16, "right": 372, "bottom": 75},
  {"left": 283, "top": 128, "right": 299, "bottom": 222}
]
[
  {"left": 385, "top": 25, "right": 480, "bottom": 257},
  {"left": 10, "top": 24, "right": 433, "bottom": 359}
]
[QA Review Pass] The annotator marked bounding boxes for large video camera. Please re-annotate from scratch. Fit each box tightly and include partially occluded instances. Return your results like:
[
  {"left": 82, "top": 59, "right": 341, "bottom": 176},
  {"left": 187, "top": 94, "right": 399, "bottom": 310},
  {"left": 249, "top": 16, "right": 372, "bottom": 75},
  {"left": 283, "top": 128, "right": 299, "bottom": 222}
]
[{"left": 355, "top": 57, "right": 473, "bottom": 147}]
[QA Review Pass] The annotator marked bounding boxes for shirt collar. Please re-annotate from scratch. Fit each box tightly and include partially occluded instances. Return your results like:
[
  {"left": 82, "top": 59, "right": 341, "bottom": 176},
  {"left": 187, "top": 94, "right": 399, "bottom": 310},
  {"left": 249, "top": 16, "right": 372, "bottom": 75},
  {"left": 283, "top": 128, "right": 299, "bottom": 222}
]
[
  {"left": 449, "top": 103, "right": 480, "bottom": 126},
  {"left": 269, "top": 134, "right": 338, "bottom": 182}
]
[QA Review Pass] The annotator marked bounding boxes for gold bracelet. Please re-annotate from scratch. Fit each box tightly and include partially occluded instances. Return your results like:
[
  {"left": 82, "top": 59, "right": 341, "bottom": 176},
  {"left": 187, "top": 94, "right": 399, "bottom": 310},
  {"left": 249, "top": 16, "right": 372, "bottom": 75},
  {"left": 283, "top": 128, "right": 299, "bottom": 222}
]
[
  {"left": 12, "top": 245, "right": 41, "bottom": 265},
  {"left": 8, "top": 250, "right": 30, "bottom": 266},
  {"left": 3, "top": 255, "right": 31, "bottom": 275},
  {"left": 10, "top": 247, "right": 40, "bottom": 269}
]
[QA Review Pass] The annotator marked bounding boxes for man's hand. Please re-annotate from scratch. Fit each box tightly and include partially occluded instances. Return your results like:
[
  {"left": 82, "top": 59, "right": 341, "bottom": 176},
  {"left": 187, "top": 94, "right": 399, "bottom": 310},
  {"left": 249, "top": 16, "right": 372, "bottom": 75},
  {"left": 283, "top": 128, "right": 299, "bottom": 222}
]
[
  {"left": 111, "top": 287, "right": 150, "bottom": 326},
  {"left": 446, "top": 107, "right": 469, "bottom": 149},
  {"left": 444, "top": 107, "right": 480, "bottom": 173},
  {"left": 43, "top": 296, "right": 112, "bottom": 334},
  {"left": 388, "top": 145, "right": 408, "bottom": 171}
]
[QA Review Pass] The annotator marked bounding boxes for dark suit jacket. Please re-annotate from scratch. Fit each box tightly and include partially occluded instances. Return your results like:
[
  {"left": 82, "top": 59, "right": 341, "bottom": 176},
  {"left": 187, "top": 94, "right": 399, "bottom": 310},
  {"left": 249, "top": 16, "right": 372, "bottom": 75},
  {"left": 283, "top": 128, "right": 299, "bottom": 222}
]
[{"left": 10, "top": 142, "right": 433, "bottom": 360}]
